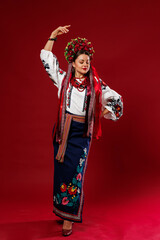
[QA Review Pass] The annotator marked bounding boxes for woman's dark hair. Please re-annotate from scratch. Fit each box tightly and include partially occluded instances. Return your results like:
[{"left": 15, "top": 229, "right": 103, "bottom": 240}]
[{"left": 72, "top": 50, "right": 90, "bottom": 77}]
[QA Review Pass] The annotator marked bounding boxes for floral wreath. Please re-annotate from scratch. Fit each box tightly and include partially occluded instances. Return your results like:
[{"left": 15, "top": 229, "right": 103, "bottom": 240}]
[{"left": 64, "top": 37, "right": 95, "bottom": 63}]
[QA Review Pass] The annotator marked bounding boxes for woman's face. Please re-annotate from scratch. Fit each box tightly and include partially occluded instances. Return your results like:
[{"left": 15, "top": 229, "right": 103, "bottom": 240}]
[{"left": 72, "top": 54, "right": 90, "bottom": 76}]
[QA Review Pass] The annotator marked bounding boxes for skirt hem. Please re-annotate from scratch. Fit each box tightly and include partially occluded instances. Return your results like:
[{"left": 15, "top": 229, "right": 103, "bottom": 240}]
[{"left": 53, "top": 207, "right": 83, "bottom": 223}]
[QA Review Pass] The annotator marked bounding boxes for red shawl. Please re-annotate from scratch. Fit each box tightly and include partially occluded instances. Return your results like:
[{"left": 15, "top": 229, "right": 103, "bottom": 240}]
[{"left": 52, "top": 65, "right": 105, "bottom": 142}]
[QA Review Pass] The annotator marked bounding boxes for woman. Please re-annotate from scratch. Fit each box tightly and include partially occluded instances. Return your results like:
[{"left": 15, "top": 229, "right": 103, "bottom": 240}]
[{"left": 40, "top": 25, "right": 123, "bottom": 236}]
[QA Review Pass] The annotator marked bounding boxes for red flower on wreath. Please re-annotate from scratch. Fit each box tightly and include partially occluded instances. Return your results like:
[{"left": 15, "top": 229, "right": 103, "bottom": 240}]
[
  {"left": 79, "top": 39, "right": 83, "bottom": 43},
  {"left": 72, "top": 40, "right": 77, "bottom": 44},
  {"left": 64, "top": 37, "right": 95, "bottom": 63},
  {"left": 74, "top": 47, "right": 79, "bottom": 52},
  {"left": 88, "top": 43, "right": 92, "bottom": 48},
  {"left": 68, "top": 50, "right": 73, "bottom": 55},
  {"left": 68, "top": 45, "right": 73, "bottom": 50},
  {"left": 68, "top": 56, "right": 73, "bottom": 61},
  {"left": 68, "top": 185, "right": 77, "bottom": 195},
  {"left": 60, "top": 183, "right": 67, "bottom": 192},
  {"left": 84, "top": 46, "right": 88, "bottom": 51}
]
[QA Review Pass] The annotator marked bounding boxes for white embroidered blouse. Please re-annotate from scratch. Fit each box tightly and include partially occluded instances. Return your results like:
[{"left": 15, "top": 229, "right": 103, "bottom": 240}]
[{"left": 40, "top": 49, "right": 123, "bottom": 120}]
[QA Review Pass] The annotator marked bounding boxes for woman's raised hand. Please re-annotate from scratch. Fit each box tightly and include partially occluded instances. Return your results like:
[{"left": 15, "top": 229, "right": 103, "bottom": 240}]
[
  {"left": 51, "top": 25, "right": 71, "bottom": 37},
  {"left": 43, "top": 25, "right": 71, "bottom": 53}
]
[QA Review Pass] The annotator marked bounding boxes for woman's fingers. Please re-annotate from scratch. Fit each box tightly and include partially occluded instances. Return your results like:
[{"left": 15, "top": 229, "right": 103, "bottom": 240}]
[
  {"left": 62, "top": 28, "right": 67, "bottom": 33},
  {"left": 63, "top": 26, "right": 70, "bottom": 32},
  {"left": 61, "top": 25, "right": 70, "bottom": 33},
  {"left": 55, "top": 25, "right": 70, "bottom": 36},
  {"left": 61, "top": 28, "right": 65, "bottom": 33},
  {"left": 58, "top": 28, "right": 65, "bottom": 35},
  {"left": 64, "top": 25, "right": 71, "bottom": 28},
  {"left": 59, "top": 26, "right": 70, "bottom": 34}
]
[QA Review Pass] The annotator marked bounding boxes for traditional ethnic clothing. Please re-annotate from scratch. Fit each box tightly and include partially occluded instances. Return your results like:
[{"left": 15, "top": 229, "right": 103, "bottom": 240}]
[{"left": 40, "top": 48, "right": 123, "bottom": 222}]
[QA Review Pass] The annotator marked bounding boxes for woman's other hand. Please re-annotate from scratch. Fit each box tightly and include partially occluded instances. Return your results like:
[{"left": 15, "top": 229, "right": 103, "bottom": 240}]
[{"left": 101, "top": 108, "right": 109, "bottom": 118}]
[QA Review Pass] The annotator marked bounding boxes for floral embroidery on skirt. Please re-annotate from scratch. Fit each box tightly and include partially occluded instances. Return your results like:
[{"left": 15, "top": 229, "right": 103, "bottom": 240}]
[
  {"left": 54, "top": 148, "right": 87, "bottom": 208},
  {"left": 52, "top": 118, "right": 91, "bottom": 222}
]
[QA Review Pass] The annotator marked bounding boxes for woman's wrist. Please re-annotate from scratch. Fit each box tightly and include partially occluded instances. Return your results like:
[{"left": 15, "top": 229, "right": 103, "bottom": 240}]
[
  {"left": 50, "top": 31, "right": 57, "bottom": 39},
  {"left": 48, "top": 37, "right": 57, "bottom": 41}
]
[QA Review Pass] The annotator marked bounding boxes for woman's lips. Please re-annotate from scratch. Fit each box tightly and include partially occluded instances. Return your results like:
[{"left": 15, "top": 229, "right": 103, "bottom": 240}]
[{"left": 82, "top": 68, "right": 87, "bottom": 70}]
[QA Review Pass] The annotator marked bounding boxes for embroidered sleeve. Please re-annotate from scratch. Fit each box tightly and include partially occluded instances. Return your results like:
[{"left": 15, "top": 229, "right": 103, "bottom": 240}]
[
  {"left": 40, "top": 49, "right": 66, "bottom": 90},
  {"left": 100, "top": 79, "right": 123, "bottom": 121}
]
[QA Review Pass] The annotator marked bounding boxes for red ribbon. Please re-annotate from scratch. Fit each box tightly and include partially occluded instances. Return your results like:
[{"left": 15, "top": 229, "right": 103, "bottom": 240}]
[{"left": 91, "top": 64, "right": 103, "bottom": 139}]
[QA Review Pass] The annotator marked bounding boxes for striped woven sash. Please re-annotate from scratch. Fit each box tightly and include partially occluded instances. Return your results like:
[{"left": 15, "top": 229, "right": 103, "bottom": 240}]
[{"left": 56, "top": 113, "right": 85, "bottom": 163}]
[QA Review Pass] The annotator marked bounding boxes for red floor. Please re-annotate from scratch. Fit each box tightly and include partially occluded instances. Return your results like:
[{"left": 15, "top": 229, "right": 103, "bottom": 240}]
[{"left": 1, "top": 186, "right": 160, "bottom": 240}]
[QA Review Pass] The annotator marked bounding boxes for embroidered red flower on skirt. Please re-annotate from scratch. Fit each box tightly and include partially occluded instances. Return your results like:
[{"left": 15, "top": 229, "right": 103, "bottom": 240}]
[
  {"left": 68, "top": 186, "right": 77, "bottom": 195},
  {"left": 60, "top": 183, "right": 67, "bottom": 192}
]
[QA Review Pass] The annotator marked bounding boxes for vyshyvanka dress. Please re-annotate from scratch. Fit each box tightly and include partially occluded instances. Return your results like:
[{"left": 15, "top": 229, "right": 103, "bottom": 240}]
[{"left": 40, "top": 49, "right": 123, "bottom": 222}]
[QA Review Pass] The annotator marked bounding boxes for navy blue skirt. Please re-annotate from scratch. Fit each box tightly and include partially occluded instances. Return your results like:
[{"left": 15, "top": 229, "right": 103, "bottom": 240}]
[{"left": 52, "top": 114, "right": 92, "bottom": 222}]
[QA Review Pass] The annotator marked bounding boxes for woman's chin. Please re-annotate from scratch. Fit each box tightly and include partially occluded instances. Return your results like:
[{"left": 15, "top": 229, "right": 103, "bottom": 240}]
[{"left": 81, "top": 70, "right": 89, "bottom": 74}]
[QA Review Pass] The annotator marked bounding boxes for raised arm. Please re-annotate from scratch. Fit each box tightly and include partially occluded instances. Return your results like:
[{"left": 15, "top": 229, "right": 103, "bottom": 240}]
[
  {"left": 43, "top": 25, "right": 71, "bottom": 52},
  {"left": 40, "top": 26, "right": 71, "bottom": 95}
]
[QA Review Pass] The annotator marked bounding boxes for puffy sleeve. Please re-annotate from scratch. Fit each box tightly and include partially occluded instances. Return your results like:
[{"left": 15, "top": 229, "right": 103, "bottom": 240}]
[
  {"left": 40, "top": 49, "right": 66, "bottom": 95},
  {"left": 100, "top": 79, "right": 123, "bottom": 121}
]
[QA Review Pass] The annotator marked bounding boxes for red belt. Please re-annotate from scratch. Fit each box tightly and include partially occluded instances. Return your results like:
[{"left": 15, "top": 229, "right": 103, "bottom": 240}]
[{"left": 56, "top": 113, "right": 85, "bottom": 163}]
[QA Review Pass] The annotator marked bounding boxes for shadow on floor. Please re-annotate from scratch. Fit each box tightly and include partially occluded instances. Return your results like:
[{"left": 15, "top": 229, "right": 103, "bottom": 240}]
[{"left": 0, "top": 219, "right": 64, "bottom": 240}]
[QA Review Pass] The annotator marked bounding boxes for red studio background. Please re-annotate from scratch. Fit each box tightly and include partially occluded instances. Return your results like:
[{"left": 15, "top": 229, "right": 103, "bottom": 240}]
[{"left": 1, "top": 0, "right": 160, "bottom": 239}]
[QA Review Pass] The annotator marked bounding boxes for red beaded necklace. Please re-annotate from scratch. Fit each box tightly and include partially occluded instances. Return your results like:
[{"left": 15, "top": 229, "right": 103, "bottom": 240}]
[{"left": 70, "top": 76, "right": 90, "bottom": 92}]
